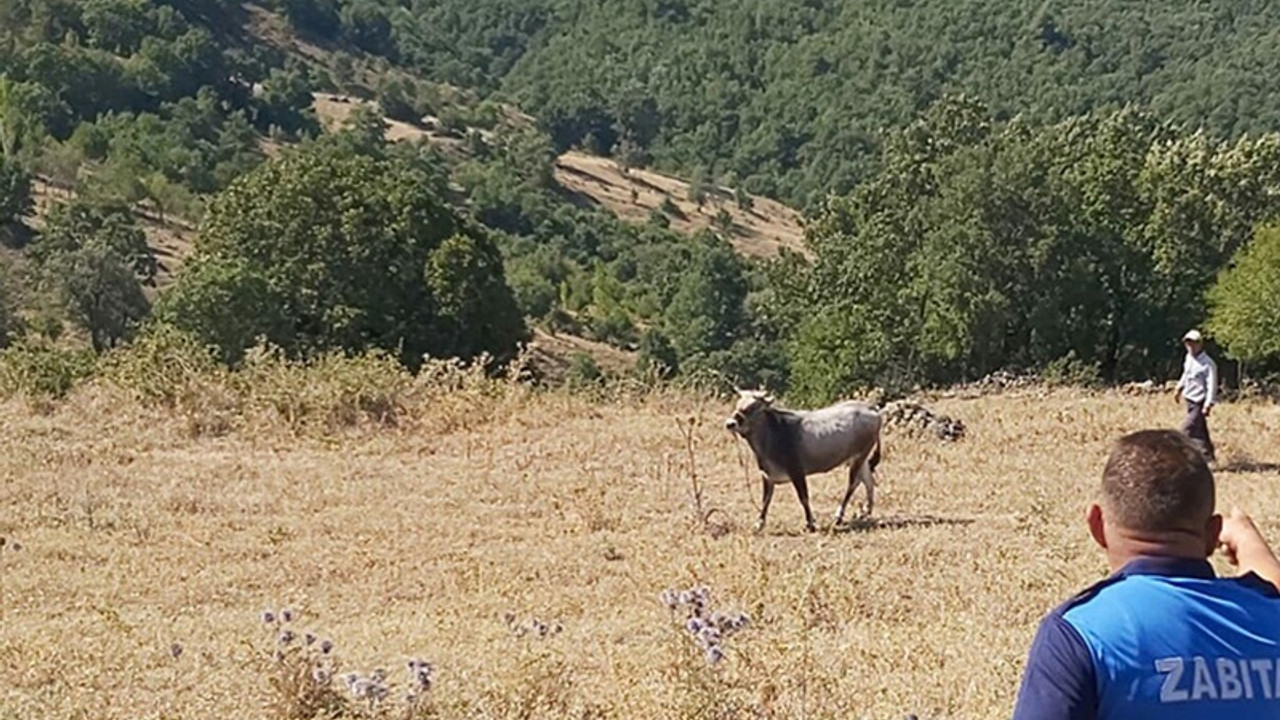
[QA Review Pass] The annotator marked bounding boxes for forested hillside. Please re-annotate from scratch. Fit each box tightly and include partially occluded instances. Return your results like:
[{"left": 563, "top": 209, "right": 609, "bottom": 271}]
[
  {"left": 2, "top": 0, "right": 1280, "bottom": 404},
  {"left": 272, "top": 0, "right": 1280, "bottom": 208}
]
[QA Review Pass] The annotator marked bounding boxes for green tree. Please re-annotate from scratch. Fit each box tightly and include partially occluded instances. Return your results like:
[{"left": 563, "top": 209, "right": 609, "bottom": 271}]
[
  {"left": 153, "top": 256, "right": 292, "bottom": 365},
  {"left": 255, "top": 65, "right": 319, "bottom": 137},
  {"left": 637, "top": 326, "right": 677, "bottom": 378},
  {"left": 1207, "top": 225, "right": 1280, "bottom": 366},
  {"left": 33, "top": 199, "right": 156, "bottom": 282},
  {"left": 196, "top": 141, "right": 523, "bottom": 366},
  {"left": 662, "top": 233, "right": 747, "bottom": 360},
  {"left": 0, "top": 153, "right": 32, "bottom": 225},
  {"left": 58, "top": 243, "right": 152, "bottom": 352},
  {"left": 425, "top": 233, "right": 527, "bottom": 360},
  {"left": 34, "top": 200, "right": 156, "bottom": 352}
]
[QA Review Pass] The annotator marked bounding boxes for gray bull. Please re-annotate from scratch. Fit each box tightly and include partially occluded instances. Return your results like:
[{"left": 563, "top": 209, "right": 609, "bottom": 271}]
[{"left": 725, "top": 390, "right": 883, "bottom": 533}]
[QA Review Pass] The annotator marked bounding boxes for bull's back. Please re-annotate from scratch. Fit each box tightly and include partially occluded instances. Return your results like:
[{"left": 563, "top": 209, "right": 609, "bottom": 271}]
[{"left": 794, "top": 403, "right": 880, "bottom": 474}]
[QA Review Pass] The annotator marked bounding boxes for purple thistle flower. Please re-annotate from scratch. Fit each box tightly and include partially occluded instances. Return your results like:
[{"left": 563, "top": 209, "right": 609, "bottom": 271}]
[
  {"left": 280, "top": 608, "right": 295, "bottom": 623},
  {"left": 320, "top": 639, "right": 334, "bottom": 655},
  {"left": 261, "top": 610, "right": 276, "bottom": 624},
  {"left": 170, "top": 643, "right": 183, "bottom": 659},
  {"left": 343, "top": 672, "right": 360, "bottom": 689},
  {"left": 304, "top": 632, "right": 317, "bottom": 646},
  {"left": 312, "top": 667, "right": 331, "bottom": 684},
  {"left": 698, "top": 626, "right": 722, "bottom": 648},
  {"left": 705, "top": 645, "right": 725, "bottom": 665},
  {"left": 279, "top": 630, "right": 296, "bottom": 645},
  {"left": 685, "top": 618, "right": 706, "bottom": 635}
]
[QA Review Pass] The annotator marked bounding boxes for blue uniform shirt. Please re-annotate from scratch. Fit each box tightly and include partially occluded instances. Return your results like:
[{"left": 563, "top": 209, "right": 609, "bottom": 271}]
[{"left": 1012, "top": 556, "right": 1280, "bottom": 720}]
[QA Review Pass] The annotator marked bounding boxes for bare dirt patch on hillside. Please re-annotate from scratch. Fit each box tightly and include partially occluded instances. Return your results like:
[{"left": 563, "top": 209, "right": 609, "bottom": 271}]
[
  {"left": 555, "top": 151, "right": 804, "bottom": 258},
  {"left": 2, "top": 389, "right": 1277, "bottom": 719}
]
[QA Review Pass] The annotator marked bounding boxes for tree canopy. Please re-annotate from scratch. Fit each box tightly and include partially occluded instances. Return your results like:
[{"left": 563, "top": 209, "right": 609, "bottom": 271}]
[{"left": 178, "top": 139, "right": 526, "bottom": 366}]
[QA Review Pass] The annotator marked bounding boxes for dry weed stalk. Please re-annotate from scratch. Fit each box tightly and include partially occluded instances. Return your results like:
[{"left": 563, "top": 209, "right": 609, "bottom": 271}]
[{"left": 676, "top": 415, "right": 732, "bottom": 537}]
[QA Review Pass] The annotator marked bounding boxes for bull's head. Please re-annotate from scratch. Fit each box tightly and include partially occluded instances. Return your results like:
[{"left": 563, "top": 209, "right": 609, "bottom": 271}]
[{"left": 725, "top": 389, "right": 774, "bottom": 436}]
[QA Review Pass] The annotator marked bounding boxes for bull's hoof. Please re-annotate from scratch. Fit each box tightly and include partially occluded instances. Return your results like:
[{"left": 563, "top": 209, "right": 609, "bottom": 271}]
[{"left": 805, "top": 523, "right": 817, "bottom": 533}]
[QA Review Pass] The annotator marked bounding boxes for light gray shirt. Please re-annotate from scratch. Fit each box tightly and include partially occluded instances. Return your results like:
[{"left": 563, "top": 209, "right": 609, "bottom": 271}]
[{"left": 1177, "top": 351, "right": 1218, "bottom": 407}]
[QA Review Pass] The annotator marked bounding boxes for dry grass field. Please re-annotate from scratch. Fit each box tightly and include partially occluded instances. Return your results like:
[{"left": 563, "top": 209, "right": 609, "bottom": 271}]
[{"left": 2, "top": 385, "right": 1279, "bottom": 719}]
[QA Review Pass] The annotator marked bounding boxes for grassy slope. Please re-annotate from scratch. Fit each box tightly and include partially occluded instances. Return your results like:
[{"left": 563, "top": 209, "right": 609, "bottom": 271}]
[{"left": 1, "top": 388, "right": 1277, "bottom": 718}]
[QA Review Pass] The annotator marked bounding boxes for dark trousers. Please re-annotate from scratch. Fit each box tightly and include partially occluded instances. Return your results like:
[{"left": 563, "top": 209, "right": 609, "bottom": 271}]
[{"left": 1181, "top": 400, "right": 1215, "bottom": 461}]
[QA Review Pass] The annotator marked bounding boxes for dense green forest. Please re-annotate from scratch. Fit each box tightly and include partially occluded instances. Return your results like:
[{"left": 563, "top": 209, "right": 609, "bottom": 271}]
[
  {"left": 2, "top": 0, "right": 1280, "bottom": 405},
  {"left": 272, "top": 0, "right": 1280, "bottom": 209}
]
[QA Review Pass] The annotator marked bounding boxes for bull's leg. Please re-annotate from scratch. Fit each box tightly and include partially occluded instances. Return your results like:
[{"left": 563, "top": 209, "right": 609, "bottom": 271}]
[
  {"left": 861, "top": 460, "right": 876, "bottom": 517},
  {"left": 835, "top": 464, "right": 865, "bottom": 526},
  {"left": 791, "top": 474, "right": 816, "bottom": 532},
  {"left": 757, "top": 476, "right": 775, "bottom": 533}
]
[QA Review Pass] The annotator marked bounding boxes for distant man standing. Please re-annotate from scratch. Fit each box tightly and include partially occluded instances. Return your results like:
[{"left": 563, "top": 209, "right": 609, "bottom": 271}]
[{"left": 1174, "top": 329, "right": 1218, "bottom": 463}]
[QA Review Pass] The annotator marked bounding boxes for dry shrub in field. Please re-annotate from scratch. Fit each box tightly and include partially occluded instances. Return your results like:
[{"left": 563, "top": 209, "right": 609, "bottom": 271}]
[
  {"left": 85, "top": 325, "right": 542, "bottom": 438},
  {"left": 235, "top": 344, "right": 414, "bottom": 433}
]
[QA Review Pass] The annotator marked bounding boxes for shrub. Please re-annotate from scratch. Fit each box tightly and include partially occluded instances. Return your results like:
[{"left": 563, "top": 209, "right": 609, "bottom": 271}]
[
  {"left": 1042, "top": 351, "right": 1102, "bottom": 388},
  {"left": 564, "top": 351, "right": 602, "bottom": 390},
  {"left": 0, "top": 340, "right": 96, "bottom": 400},
  {"left": 153, "top": 256, "right": 292, "bottom": 365}
]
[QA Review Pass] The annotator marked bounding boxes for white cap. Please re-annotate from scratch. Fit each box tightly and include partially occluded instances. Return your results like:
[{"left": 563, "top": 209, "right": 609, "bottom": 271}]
[{"left": 1182, "top": 329, "right": 1203, "bottom": 342}]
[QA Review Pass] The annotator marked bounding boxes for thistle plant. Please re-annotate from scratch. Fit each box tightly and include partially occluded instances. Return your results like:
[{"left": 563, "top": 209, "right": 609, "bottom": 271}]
[
  {"left": 257, "top": 606, "right": 437, "bottom": 719},
  {"left": 659, "top": 586, "right": 751, "bottom": 665}
]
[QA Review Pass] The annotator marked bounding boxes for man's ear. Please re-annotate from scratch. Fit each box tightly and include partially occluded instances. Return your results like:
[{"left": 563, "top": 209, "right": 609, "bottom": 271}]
[
  {"left": 1204, "top": 513, "right": 1224, "bottom": 558},
  {"left": 1087, "top": 503, "right": 1108, "bottom": 550}
]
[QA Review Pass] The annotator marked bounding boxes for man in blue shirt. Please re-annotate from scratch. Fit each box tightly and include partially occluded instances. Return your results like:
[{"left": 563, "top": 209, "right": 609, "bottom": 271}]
[{"left": 1012, "top": 429, "right": 1280, "bottom": 720}]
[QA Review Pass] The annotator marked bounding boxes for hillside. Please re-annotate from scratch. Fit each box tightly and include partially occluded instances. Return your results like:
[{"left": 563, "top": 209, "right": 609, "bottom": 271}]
[
  {"left": 269, "top": 0, "right": 1280, "bottom": 208},
  {"left": 310, "top": 92, "right": 803, "bottom": 258},
  {"left": 5, "top": 0, "right": 1280, "bottom": 397}
]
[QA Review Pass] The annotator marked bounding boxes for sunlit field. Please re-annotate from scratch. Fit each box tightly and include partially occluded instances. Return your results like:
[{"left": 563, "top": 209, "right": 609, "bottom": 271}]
[{"left": 3, "top": 385, "right": 1278, "bottom": 719}]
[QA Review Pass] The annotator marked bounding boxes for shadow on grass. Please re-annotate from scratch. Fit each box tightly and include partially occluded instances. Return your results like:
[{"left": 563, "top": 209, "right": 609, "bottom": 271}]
[
  {"left": 1216, "top": 460, "right": 1280, "bottom": 474},
  {"left": 835, "top": 514, "right": 977, "bottom": 534}
]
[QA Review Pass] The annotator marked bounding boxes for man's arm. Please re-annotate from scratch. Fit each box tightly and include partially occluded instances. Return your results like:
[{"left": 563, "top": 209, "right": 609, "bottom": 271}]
[
  {"left": 1220, "top": 509, "right": 1280, "bottom": 592},
  {"left": 1012, "top": 613, "right": 1097, "bottom": 720}
]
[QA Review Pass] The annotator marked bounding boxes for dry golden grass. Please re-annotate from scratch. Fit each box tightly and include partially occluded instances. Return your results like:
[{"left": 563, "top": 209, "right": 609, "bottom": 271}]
[{"left": 2, "top": 386, "right": 1279, "bottom": 719}]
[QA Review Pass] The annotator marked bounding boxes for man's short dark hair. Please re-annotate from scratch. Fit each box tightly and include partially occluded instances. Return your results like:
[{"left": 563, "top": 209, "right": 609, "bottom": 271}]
[{"left": 1102, "top": 430, "right": 1215, "bottom": 532}]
